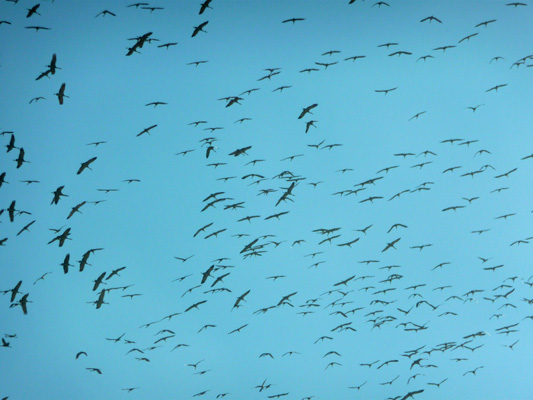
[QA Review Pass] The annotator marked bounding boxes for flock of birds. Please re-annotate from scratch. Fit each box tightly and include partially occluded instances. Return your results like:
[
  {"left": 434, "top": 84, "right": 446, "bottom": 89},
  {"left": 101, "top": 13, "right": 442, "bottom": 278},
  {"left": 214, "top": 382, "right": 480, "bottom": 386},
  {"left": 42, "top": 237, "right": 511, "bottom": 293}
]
[{"left": 1, "top": 0, "right": 533, "bottom": 399}]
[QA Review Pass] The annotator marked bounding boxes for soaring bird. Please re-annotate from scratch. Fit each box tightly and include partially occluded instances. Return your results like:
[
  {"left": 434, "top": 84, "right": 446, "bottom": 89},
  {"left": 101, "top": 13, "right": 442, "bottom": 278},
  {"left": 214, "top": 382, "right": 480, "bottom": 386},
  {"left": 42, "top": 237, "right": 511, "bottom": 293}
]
[
  {"left": 15, "top": 148, "right": 28, "bottom": 168},
  {"left": 48, "top": 53, "right": 59, "bottom": 74},
  {"left": 26, "top": 4, "right": 41, "bottom": 18},
  {"left": 77, "top": 157, "right": 97, "bottom": 174},
  {"left": 6, "top": 134, "right": 16, "bottom": 152},
  {"left": 10, "top": 281, "right": 22, "bottom": 302},
  {"left": 192, "top": 21, "right": 208, "bottom": 37},
  {"left": 16, "top": 220, "right": 35, "bottom": 236},
  {"left": 25, "top": 26, "right": 51, "bottom": 32},
  {"left": 19, "top": 293, "right": 30, "bottom": 314},
  {"left": 7, "top": 200, "right": 17, "bottom": 222},
  {"left": 375, "top": 87, "right": 397, "bottom": 94},
  {"left": 137, "top": 124, "right": 157, "bottom": 137},
  {"left": 51, "top": 186, "right": 68, "bottom": 205},
  {"left": 95, "top": 10, "right": 116, "bottom": 17},
  {"left": 421, "top": 16, "right": 442, "bottom": 23},
  {"left": 199, "top": 0, "right": 212, "bottom": 14},
  {"left": 283, "top": 18, "right": 305, "bottom": 24},
  {"left": 298, "top": 104, "right": 318, "bottom": 119},
  {"left": 55, "top": 83, "right": 67, "bottom": 105}
]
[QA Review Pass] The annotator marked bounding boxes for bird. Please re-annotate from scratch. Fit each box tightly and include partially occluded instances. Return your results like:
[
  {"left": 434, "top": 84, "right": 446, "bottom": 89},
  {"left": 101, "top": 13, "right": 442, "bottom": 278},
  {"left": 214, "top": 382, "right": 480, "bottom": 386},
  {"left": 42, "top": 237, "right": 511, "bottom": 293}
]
[
  {"left": 192, "top": 21, "right": 209, "bottom": 37},
  {"left": 282, "top": 18, "right": 305, "bottom": 24},
  {"left": 382, "top": 238, "right": 401, "bottom": 252},
  {"left": 51, "top": 186, "right": 68, "bottom": 205},
  {"left": 77, "top": 157, "right": 97, "bottom": 174},
  {"left": 476, "top": 19, "right": 496, "bottom": 28},
  {"left": 137, "top": 124, "right": 157, "bottom": 137},
  {"left": 486, "top": 84, "right": 508, "bottom": 92},
  {"left": 95, "top": 10, "right": 116, "bottom": 17},
  {"left": 375, "top": 87, "right": 397, "bottom": 94},
  {"left": 421, "top": 16, "right": 442, "bottom": 23},
  {"left": 55, "top": 83, "right": 68, "bottom": 105},
  {"left": 14, "top": 148, "right": 28, "bottom": 168},
  {"left": 16, "top": 220, "right": 36, "bottom": 236},
  {"left": 25, "top": 26, "right": 51, "bottom": 32},
  {"left": 298, "top": 104, "right": 318, "bottom": 119},
  {"left": 29, "top": 96, "right": 46, "bottom": 103},
  {"left": 26, "top": 4, "right": 41, "bottom": 18},
  {"left": 199, "top": 0, "right": 212, "bottom": 14},
  {"left": 86, "top": 368, "right": 102, "bottom": 374}
]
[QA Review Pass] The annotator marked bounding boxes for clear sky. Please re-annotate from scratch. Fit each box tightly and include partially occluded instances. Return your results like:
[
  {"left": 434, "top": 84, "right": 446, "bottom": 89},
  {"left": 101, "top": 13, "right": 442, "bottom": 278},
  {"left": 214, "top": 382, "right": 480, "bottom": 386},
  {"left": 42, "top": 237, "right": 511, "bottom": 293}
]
[{"left": 1, "top": 0, "right": 533, "bottom": 399}]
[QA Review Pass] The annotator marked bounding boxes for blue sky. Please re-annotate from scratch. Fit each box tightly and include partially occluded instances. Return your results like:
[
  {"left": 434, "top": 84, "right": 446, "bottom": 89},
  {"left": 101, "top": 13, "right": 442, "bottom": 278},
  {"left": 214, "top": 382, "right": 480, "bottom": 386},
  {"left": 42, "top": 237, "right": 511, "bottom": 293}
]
[{"left": 1, "top": 0, "right": 533, "bottom": 399}]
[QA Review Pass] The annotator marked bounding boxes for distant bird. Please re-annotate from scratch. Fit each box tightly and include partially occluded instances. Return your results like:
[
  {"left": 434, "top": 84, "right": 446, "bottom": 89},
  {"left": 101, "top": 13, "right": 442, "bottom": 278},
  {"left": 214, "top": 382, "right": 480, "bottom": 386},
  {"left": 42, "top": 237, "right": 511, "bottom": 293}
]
[
  {"left": 86, "top": 368, "right": 102, "bottom": 374},
  {"left": 77, "top": 157, "right": 97, "bottom": 174},
  {"left": 475, "top": 19, "right": 496, "bottom": 28},
  {"left": 283, "top": 18, "right": 305, "bottom": 24},
  {"left": 409, "top": 111, "right": 426, "bottom": 121},
  {"left": 434, "top": 45, "right": 456, "bottom": 52},
  {"left": 389, "top": 51, "right": 412, "bottom": 57},
  {"left": 315, "top": 61, "right": 337, "bottom": 69},
  {"left": 51, "top": 186, "right": 68, "bottom": 205},
  {"left": 137, "top": 124, "right": 157, "bottom": 137},
  {"left": 55, "top": 83, "right": 68, "bottom": 105},
  {"left": 199, "top": 0, "right": 212, "bottom": 14},
  {"left": 378, "top": 42, "right": 398, "bottom": 48},
  {"left": 26, "top": 4, "right": 41, "bottom": 18},
  {"left": 421, "top": 16, "right": 442, "bottom": 23},
  {"left": 192, "top": 21, "right": 209, "bottom": 37},
  {"left": 17, "top": 220, "right": 35, "bottom": 236},
  {"left": 6, "top": 134, "right": 16, "bottom": 152},
  {"left": 188, "top": 60, "right": 208, "bottom": 66},
  {"left": 145, "top": 101, "right": 167, "bottom": 107},
  {"left": 375, "top": 87, "right": 397, "bottom": 94},
  {"left": 25, "top": 26, "right": 51, "bottom": 32},
  {"left": 18, "top": 293, "right": 30, "bottom": 314},
  {"left": 10, "top": 281, "right": 22, "bottom": 302},
  {"left": 459, "top": 33, "right": 478, "bottom": 43},
  {"left": 76, "top": 351, "right": 88, "bottom": 359},
  {"left": 15, "top": 148, "right": 28, "bottom": 168},
  {"left": 29, "top": 96, "right": 46, "bottom": 103},
  {"left": 87, "top": 141, "right": 106, "bottom": 147},
  {"left": 382, "top": 238, "right": 401, "bottom": 252},
  {"left": 95, "top": 10, "right": 116, "bottom": 17},
  {"left": 486, "top": 84, "right": 507, "bottom": 92},
  {"left": 298, "top": 104, "right": 318, "bottom": 119}
]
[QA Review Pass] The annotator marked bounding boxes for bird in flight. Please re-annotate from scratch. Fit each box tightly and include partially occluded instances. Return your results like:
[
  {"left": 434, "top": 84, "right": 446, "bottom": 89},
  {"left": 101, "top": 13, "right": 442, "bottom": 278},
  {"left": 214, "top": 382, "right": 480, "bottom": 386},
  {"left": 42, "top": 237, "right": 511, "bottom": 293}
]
[
  {"left": 25, "top": 26, "right": 51, "bottom": 32},
  {"left": 95, "top": 10, "right": 116, "bottom": 17},
  {"left": 199, "top": 0, "right": 212, "bottom": 14},
  {"left": 375, "top": 87, "right": 397, "bottom": 94},
  {"left": 26, "top": 4, "right": 41, "bottom": 18},
  {"left": 77, "top": 157, "right": 97, "bottom": 175},
  {"left": 298, "top": 104, "right": 318, "bottom": 119},
  {"left": 486, "top": 84, "right": 507, "bottom": 92},
  {"left": 421, "top": 16, "right": 442, "bottom": 23},
  {"left": 282, "top": 18, "right": 305, "bottom": 24},
  {"left": 476, "top": 19, "right": 496, "bottom": 28},
  {"left": 192, "top": 21, "right": 209, "bottom": 37},
  {"left": 137, "top": 124, "right": 157, "bottom": 137},
  {"left": 55, "top": 83, "right": 68, "bottom": 105}
]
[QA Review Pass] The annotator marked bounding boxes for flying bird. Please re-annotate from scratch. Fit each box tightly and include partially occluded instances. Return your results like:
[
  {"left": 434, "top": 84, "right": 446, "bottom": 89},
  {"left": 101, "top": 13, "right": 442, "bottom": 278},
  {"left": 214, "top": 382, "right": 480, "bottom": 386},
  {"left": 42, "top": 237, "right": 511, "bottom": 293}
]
[
  {"left": 192, "top": 21, "right": 209, "bottom": 37},
  {"left": 55, "top": 83, "right": 68, "bottom": 105},
  {"left": 282, "top": 18, "right": 305, "bottom": 24},
  {"left": 77, "top": 157, "right": 97, "bottom": 175},
  {"left": 298, "top": 104, "right": 318, "bottom": 119},
  {"left": 95, "top": 10, "right": 116, "bottom": 17}
]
